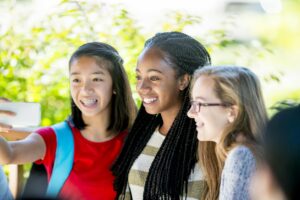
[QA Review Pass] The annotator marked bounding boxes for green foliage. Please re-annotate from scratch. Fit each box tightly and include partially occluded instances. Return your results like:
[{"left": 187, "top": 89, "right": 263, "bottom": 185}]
[
  {"left": 0, "top": 0, "right": 145, "bottom": 125},
  {"left": 270, "top": 99, "right": 300, "bottom": 112},
  {"left": 162, "top": 11, "right": 202, "bottom": 32},
  {"left": 1, "top": 0, "right": 299, "bottom": 186},
  {"left": 0, "top": 0, "right": 299, "bottom": 126}
]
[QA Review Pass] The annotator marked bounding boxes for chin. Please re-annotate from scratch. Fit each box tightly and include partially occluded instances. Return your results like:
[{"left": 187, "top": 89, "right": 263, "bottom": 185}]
[
  {"left": 144, "top": 107, "right": 159, "bottom": 115},
  {"left": 81, "top": 111, "right": 98, "bottom": 117},
  {"left": 197, "top": 132, "right": 212, "bottom": 142},
  {"left": 197, "top": 133, "right": 204, "bottom": 141}
]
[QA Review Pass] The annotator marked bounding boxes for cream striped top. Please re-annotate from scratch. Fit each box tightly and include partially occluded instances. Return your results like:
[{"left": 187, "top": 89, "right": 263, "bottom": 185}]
[{"left": 125, "top": 128, "right": 204, "bottom": 200}]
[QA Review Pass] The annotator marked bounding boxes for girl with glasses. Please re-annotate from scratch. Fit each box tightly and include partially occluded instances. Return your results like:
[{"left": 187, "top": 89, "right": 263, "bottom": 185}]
[{"left": 188, "top": 65, "right": 268, "bottom": 200}]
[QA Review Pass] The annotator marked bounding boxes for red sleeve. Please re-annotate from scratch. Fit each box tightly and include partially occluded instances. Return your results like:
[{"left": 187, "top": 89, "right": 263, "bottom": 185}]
[{"left": 34, "top": 127, "right": 57, "bottom": 180}]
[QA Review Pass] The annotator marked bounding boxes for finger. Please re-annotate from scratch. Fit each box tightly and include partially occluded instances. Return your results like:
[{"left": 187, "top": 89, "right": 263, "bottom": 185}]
[
  {"left": 0, "top": 123, "right": 13, "bottom": 133},
  {"left": 0, "top": 98, "right": 11, "bottom": 103},
  {"left": 0, "top": 110, "right": 16, "bottom": 116}
]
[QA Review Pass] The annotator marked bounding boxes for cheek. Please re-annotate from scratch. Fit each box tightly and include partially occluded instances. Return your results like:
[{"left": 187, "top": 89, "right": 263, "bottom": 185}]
[
  {"left": 104, "top": 83, "right": 114, "bottom": 94},
  {"left": 136, "top": 81, "right": 142, "bottom": 92},
  {"left": 70, "top": 87, "right": 77, "bottom": 98},
  {"left": 211, "top": 111, "right": 228, "bottom": 127},
  {"left": 96, "top": 84, "right": 113, "bottom": 98},
  {"left": 169, "top": 81, "right": 181, "bottom": 94},
  {"left": 162, "top": 84, "right": 181, "bottom": 103},
  {"left": 201, "top": 113, "right": 226, "bottom": 138}
]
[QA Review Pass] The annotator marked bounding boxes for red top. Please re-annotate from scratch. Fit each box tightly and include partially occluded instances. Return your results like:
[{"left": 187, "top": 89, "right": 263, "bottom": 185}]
[{"left": 36, "top": 125, "right": 127, "bottom": 200}]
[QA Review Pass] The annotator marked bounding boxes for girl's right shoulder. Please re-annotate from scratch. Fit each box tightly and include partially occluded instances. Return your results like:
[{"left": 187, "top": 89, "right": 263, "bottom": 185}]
[
  {"left": 34, "top": 126, "right": 57, "bottom": 151},
  {"left": 35, "top": 126, "right": 56, "bottom": 137}
]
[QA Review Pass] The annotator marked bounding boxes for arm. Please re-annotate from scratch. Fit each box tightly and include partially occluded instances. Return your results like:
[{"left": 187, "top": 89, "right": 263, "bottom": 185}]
[
  {"left": 0, "top": 132, "right": 46, "bottom": 165},
  {"left": 0, "top": 129, "right": 32, "bottom": 141},
  {"left": 219, "top": 146, "right": 256, "bottom": 200}
]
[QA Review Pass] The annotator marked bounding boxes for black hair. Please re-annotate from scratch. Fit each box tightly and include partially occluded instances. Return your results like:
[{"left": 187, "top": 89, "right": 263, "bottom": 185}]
[
  {"left": 263, "top": 105, "right": 300, "bottom": 200},
  {"left": 69, "top": 42, "right": 137, "bottom": 132},
  {"left": 112, "top": 32, "right": 211, "bottom": 199}
]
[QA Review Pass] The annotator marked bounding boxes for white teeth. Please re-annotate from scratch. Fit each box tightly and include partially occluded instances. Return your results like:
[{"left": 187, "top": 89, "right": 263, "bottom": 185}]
[
  {"left": 143, "top": 98, "right": 157, "bottom": 104},
  {"left": 81, "top": 99, "right": 97, "bottom": 106}
]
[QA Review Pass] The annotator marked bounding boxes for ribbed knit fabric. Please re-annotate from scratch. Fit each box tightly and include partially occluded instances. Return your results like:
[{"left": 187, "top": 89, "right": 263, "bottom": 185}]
[{"left": 219, "top": 145, "right": 256, "bottom": 200}]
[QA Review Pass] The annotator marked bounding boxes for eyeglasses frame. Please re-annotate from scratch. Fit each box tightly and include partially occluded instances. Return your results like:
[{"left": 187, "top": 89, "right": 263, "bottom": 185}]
[{"left": 189, "top": 101, "right": 232, "bottom": 113}]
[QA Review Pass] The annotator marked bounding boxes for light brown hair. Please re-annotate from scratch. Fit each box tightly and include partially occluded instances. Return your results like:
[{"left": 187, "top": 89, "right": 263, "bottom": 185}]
[{"left": 191, "top": 65, "right": 268, "bottom": 200}]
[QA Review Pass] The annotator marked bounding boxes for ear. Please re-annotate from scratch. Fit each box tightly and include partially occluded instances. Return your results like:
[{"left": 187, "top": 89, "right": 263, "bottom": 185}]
[
  {"left": 178, "top": 74, "right": 191, "bottom": 91},
  {"left": 227, "top": 105, "right": 238, "bottom": 123}
]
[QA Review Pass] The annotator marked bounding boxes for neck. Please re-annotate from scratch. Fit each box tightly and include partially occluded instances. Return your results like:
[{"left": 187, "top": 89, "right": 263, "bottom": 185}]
[
  {"left": 81, "top": 113, "right": 117, "bottom": 142},
  {"left": 159, "top": 106, "right": 181, "bottom": 136}
]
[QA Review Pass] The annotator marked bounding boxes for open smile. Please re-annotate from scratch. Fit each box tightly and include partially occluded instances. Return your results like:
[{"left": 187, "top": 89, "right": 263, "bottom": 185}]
[
  {"left": 143, "top": 97, "right": 158, "bottom": 104},
  {"left": 80, "top": 98, "right": 98, "bottom": 107}
]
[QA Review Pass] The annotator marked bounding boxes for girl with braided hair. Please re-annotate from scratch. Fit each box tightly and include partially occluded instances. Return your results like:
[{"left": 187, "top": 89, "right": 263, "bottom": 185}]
[{"left": 112, "top": 31, "right": 211, "bottom": 200}]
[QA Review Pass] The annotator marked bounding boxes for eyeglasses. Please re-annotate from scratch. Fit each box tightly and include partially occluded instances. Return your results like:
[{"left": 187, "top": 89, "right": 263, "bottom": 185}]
[{"left": 189, "top": 101, "right": 231, "bottom": 113}]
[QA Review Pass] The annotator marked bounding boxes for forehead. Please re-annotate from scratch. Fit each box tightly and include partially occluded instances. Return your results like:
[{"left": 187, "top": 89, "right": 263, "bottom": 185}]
[
  {"left": 136, "top": 48, "right": 175, "bottom": 74},
  {"left": 70, "top": 56, "right": 110, "bottom": 73},
  {"left": 192, "top": 75, "right": 217, "bottom": 99}
]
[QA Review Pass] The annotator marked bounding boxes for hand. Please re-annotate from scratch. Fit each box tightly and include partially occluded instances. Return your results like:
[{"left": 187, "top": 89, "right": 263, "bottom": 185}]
[{"left": 0, "top": 97, "right": 15, "bottom": 132}]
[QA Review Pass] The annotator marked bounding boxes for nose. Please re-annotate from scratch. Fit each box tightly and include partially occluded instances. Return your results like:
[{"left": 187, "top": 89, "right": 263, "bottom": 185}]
[
  {"left": 187, "top": 106, "right": 196, "bottom": 119},
  {"left": 82, "top": 81, "right": 94, "bottom": 94},
  {"left": 136, "top": 79, "right": 151, "bottom": 94}
]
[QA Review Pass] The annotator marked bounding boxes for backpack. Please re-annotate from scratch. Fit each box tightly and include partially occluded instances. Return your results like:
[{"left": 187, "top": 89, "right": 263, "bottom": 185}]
[{"left": 46, "top": 121, "right": 74, "bottom": 197}]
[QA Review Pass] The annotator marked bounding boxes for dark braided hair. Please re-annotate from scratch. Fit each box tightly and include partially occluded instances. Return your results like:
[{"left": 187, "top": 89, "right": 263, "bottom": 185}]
[{"left": 111, "top": 32, "right": 211, "bottom": 199}]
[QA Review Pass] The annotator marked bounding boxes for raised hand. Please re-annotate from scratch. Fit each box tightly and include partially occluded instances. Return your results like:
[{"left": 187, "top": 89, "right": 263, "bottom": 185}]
[{"left": 0, "top": 98, "right": 15, "bottom": 133}]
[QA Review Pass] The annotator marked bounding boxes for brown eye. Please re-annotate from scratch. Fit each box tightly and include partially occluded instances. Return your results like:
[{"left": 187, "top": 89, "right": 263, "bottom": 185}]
[
  {"left": 136, "top": 75, "right": 141, "bottom": 81},
  {"left": 72, "top": 78, "right": 80, "bottom": 83},
  {"left": 150, "top": 76, "right": 160, "bottom": 81},
  {"left": 93, "top": 78, "right": 103, "bottom": 82}
]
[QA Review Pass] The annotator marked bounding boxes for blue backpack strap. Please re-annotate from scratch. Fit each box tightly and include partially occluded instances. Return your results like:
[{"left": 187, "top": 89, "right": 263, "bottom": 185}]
[{"left": 46, "top": 121, "right": 74, "bottom": 197}]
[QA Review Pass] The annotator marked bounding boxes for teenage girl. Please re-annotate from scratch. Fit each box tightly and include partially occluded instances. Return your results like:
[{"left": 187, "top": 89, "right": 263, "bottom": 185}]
[
  {"left": 112, "top": 31, "right": 211, "bottom": 199},
  {"left": 188, "top": 66, "right": 268, "bottom": 200},
  {"left": 0, "top": 42, "right": 137, "bottom": 200}
]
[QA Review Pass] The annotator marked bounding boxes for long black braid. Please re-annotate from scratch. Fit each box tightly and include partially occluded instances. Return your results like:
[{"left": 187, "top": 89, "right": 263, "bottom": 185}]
[{"left": 111, "top": 32, "right": 211, "bottom": 200}]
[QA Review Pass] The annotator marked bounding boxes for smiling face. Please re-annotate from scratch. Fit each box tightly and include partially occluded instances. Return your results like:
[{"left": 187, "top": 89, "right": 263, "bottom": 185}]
[
  {"left": 136, "top": 48, "right": 184, "bottom": 117},
  {"left": 187, "top": 75, "right": 233, "bottom": 143},
  {"left": 70, "top": 56, "right": 113, "bottom": 119}
]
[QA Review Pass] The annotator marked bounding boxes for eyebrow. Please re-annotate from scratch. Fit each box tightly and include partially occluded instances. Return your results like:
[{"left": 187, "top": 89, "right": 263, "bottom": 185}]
[
  {"left": 135, "top": 68, "right": 163, "bottom": 74},
  {"left": 193, "top": 96, "right": 208, "bottom": 101},
  {"left": 70, "top": 71, "right": 105, "bottom": 76}
]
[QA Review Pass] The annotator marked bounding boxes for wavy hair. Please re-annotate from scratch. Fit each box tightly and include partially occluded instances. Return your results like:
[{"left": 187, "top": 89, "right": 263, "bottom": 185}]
[{"left": 191, "top": 65, "right": 268, "bottom": 200}]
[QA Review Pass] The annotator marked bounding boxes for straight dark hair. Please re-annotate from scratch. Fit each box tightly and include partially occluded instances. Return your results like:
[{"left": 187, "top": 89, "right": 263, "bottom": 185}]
[
  {"left": 112, "top": 32, "right": 211, "bottom": 199},
  {"left": 69, "top": 42, "right": 137, "bottom": 132},
  {"left": 264, "top": 105, "right": 300, "bottom": 200}
]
